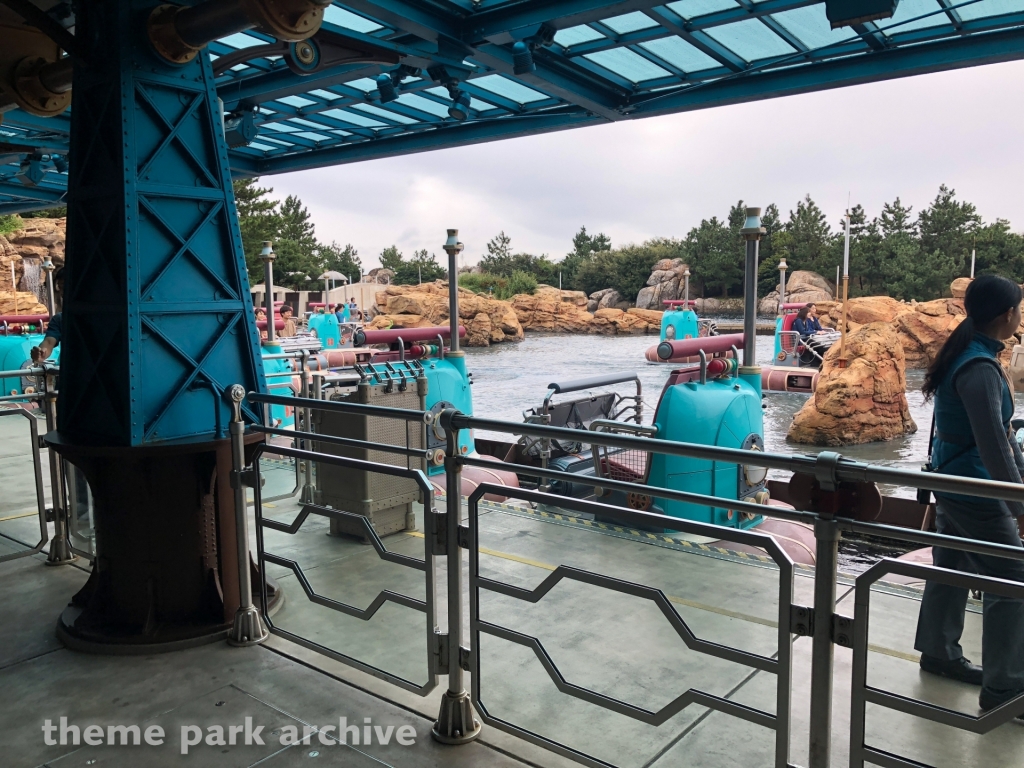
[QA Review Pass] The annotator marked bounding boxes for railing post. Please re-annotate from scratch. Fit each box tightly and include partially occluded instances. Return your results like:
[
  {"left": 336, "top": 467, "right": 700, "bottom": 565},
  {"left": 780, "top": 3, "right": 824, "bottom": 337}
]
[
  {"left": 226, "top": 385, "right": 269, "bottom": 647},
  {"left": 433, "top": 409, "right": 481, "bottom": 744},
  {"left": 809, "top": 515, "right": 839, "bottom": 768},
  {"left": 299, "top": 349, "right": 315, "bottom": 503},
  {"left": 42, "top": 364, "right": 75, "bottom": 566}
]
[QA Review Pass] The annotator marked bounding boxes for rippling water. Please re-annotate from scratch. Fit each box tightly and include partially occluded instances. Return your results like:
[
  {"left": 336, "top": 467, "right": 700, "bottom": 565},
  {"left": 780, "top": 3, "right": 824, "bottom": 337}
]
[{"left": 463, "top": 330, "right": 1024, "bottom": 500}]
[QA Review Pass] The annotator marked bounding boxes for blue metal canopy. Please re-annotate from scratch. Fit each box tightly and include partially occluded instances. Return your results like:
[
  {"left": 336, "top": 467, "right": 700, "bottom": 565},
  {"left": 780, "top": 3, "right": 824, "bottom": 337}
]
[{"left": 3, "top": 0, "right": 1024, "bottom": 213}]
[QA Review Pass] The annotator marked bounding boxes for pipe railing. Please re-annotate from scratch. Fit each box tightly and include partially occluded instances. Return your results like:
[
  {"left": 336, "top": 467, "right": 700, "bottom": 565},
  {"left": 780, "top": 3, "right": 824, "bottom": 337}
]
[{"left": 219, "top": 388, "right": 1024, "bottom": 768}]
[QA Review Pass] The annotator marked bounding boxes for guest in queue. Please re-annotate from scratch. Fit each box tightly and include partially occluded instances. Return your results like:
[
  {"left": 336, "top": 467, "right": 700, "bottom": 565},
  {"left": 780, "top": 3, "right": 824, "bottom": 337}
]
[{"left": 914, "top": 274, "right": 1024, "bottom": 719}]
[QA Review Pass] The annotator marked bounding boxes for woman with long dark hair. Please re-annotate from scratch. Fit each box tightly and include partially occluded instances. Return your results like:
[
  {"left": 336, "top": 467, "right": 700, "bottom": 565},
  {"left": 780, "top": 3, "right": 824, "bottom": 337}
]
[{"left": 914, "top": 274, "right": 1024, "bottom": 716}]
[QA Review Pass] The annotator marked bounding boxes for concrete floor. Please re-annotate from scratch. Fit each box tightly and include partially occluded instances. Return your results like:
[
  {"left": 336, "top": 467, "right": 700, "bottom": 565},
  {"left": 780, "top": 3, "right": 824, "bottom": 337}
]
[{"left": 2, "top": 414, "right": 1022, "bottom": 768}]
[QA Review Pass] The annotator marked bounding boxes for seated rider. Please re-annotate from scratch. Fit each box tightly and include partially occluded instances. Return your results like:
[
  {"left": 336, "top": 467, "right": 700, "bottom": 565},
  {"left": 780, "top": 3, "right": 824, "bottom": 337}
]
[{"left": 792, "top": 303, "right": 824, "bottom": 338}]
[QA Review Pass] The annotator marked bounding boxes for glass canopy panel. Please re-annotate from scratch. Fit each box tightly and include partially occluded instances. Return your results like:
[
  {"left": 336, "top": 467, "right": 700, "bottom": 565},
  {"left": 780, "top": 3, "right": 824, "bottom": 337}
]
[
  {"left": 553, "top": 25, "right": 606, "bottom": 47},
  {"left": 309, "top": 89, "right": 342, "bottom": 100},
  {"left": 583, "top": 48, "right": 673, "bottom": 82},
  {"left": 958, "top": 0, "right": 1024, "bottom": 21},
  {"left": 394, "top": 93, "right": 451, "bottom": 118},
  {"left": 703, "top": 18, "right": 798, "bottom": 61},
  {"left": 666, "top": 0, "right": 739, "bottom": 20},
  {"left": 261, "top": 122, "right": 300, "bottom": 132},
  {"left": 294, "top": 132, "right": 331, "bottom": 141},
  {"left": 322, "top": 109, "right": 386, "bottom": 127},
  {"left": 600, "top": 11, "right": 661, "bottom": 34},
  {"left": 346, "top": 78, "right": 378, "bottom": 93},
  {"left": 248, "top": 142, "right": 277, "bottom": 152},
  {"left": 469, "top": 74, "right": 548, "bottom": 103},
  {"left": 875, "top": 0, "right": 949, "bottom": 32},
  {"left": 639, "top": 36, "right": 721, "bottom": 72},
  {"left": 773, "top": 5, "right": 859, "bottom": 50},
  {"left": 218, "top": 32, "right": 268, "bottom": 49},
  {"left": 323, "top": 5, "right": 384, "bottom": 33},
  {"left": 276, "top": 95, "right": 317, "bottom": 108},
  {"left": 351, "top": 103, "right": 419, "bottom": 124}
]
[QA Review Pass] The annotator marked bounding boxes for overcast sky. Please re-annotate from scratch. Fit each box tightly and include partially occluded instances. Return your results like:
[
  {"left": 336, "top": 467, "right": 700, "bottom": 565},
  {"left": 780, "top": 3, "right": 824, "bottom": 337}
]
[{"left": 263, "top": 59, "right": 1024, "bottom": 271}]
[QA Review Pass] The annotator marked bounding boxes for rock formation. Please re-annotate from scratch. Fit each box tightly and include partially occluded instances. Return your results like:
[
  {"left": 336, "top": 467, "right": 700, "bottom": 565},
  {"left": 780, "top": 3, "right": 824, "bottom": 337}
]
[
  {"left": 788, "top": 323, "right": 917, "bottom": 446},
  {"left": 759, "top": 270, "right": 833, "bottom": 315},
  {"left": 586, "top": 288, "right": 623, "bottom": 312},
  {"left": 368, "top": 281, "right": 524, "bottom": 346},
  {"left": 512, "top": 286, "right": 661, "bottom": 335},
  {"left": 817, "top": 295, "right": 967, "bottom": 368},
  {"left": 635, "top": 258, "right": 689, "bottom": 310},
  {"left": 0, "top": 218, "right": 65, "bottom": 308}
]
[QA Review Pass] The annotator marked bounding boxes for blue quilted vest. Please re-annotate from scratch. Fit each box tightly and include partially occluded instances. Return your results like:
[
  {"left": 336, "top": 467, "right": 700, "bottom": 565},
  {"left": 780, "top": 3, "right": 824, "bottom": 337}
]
[{"left": 933, "top": 334, "right": 1012, "bottom": 503}]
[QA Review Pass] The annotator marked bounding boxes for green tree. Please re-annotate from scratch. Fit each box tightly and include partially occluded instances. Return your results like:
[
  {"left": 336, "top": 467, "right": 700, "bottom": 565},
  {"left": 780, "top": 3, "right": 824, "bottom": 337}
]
[
  {"left": 685, "top": 217, "right": 737, "bottom": 297},
  {"left": 974, "top": 220, "right": 1024, "bottom": 281},
  {"left": 379, "top": 245, "right": 404, "bottom": 273},
  {"left": 786, "top": 194, "right": 835, "bottom": 272},
  {"left": 561, "top": 225, "right": 611, "bottom": 290},
  {"left": 233, "top": 178, "right": 280, "bottom": 278},
  {"left": 394, "top": 249, "right": 446, "bottom": 284},
  {"left": 21, "top": 207, "right": 66, "bottom": 218},
  {"left": 316, "top": 241, "right": 361, "bottom": 282},
  {"left": 912, "top": 184, "right": 975, "bottom": 295},
  {"left": 0, "top": 215, "right": 22, "bottom": 236},
  {"left": 757, "top": 203, "right": 783, "bottom": 296}
]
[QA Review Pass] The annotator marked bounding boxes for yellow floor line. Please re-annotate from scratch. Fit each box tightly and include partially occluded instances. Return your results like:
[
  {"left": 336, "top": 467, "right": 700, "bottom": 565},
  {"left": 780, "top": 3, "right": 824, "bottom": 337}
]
[
  {"left": 0, "top": 511, "right": 39, "bottom": 523},
  {"left": 410, "top": 530, "right": 923, "bottom": 664}
]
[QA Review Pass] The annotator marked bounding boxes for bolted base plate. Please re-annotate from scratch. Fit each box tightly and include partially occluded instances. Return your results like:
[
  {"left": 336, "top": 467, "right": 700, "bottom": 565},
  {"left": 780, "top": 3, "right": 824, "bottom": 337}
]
[
  {"left": 432, "top": 689, "right": 481, "bottom": 744},
  {"left": 227, "top": 606, "right": 270, "bottom": 647}
]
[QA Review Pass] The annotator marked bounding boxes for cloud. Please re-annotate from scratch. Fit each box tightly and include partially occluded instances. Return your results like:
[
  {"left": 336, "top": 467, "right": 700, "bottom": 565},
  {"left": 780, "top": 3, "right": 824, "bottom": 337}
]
[{"left": 264, "top": 60, "right": 1024, "bottom": 269}]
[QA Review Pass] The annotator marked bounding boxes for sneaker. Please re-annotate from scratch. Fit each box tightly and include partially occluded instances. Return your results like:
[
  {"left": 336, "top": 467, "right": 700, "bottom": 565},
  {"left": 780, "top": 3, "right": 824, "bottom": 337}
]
[
  {"left": 979, "top": 689, "right": 1024, "bottom": 723},
  {"left": 919, "top": 654, "right": 984, "bottom": 686}
]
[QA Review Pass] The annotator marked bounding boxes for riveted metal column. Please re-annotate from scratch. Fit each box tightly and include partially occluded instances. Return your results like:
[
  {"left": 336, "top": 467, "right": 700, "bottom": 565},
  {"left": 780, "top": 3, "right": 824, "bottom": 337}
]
[
  {"left": 48, "top": 0, "right": 268, "bottom": 651},
  {"left": 432, "top": 409, "right": 481, "bottom": 744}
]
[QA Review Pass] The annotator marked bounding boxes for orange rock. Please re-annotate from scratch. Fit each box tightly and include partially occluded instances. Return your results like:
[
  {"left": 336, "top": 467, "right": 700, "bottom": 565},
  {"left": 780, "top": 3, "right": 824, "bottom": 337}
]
[
  {"left": 788, "top": 323, "right": 917, "bottom": 446},
  {"left": 895, "top": 311, "right": 964, "bottom": 368},
  {"left": 951, "top": 277, "right": 971, "bottom": 298}
]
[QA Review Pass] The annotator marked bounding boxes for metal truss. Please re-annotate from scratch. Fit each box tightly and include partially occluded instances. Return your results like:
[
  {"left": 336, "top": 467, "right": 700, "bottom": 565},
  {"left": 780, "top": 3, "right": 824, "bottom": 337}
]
[{"left": 3, "top": 0, "right": 1024, "bottom": 210}]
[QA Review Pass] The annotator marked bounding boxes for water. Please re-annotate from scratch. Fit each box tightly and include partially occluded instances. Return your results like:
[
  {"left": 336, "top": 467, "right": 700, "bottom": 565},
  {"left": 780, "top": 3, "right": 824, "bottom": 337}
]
[{"left": 464, "top": 331, "right": 1024, "bottom": 500}]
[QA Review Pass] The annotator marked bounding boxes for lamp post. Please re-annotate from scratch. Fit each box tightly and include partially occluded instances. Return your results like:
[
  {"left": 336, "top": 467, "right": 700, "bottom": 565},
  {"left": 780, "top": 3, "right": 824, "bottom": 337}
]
[
  {"left": 739, "top": 207, "right": 765, "bottom": 371},
  {"left": 838, "top": 210, "right": 851, "bottom": 364},
  {"left": 443, "top": 229, "right": 464, "bottom": 356},
  {"left": 778, "top": 258, "right": 788, "bottom": 313},
  {"left": 261, "top": 241, "right": 276, "bottom": 344}
]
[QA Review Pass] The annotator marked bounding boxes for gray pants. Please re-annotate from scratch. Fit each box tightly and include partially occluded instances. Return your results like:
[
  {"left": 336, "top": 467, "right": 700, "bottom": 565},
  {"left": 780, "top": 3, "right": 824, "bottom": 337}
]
[{"left": 914, "top": 501, "right": 1024, "bottom": 697}]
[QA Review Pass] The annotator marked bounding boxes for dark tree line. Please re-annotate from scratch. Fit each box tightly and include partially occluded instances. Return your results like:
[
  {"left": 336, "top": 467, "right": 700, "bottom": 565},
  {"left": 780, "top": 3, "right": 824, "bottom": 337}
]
[
  {"left": 230, "top": 179, "right": 1015, "bottom": 302},
  {"left": 234, "top": 178, "right": 362, "bottom": 289}
]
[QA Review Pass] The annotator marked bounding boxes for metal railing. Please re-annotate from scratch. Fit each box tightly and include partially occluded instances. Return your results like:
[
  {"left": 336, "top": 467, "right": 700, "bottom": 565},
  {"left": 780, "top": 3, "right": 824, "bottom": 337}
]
[
  {"left": 222, "top": 389, "right": 1024, "bottom": 768},
  {"left": 0, "top": 363, "right": 76, "bottom": 565}
]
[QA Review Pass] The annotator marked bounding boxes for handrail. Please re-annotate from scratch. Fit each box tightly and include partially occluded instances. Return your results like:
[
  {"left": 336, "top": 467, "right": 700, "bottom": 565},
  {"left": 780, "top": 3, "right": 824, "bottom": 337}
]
[
  {"left": 447, "top": 411, "right": 1024, "bottom": 504},
  {"left": 248, "top": 391, "right": 432, "bottom": 424},
  {"left": 546, "top": 372, "right": 640, "bottom": 394}
]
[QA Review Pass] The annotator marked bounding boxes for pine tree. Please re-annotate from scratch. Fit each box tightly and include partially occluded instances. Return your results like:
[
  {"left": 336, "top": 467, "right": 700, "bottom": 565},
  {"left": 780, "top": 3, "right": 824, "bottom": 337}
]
[
  {"left": 561, "top": 226, "right": 612, "bottom": 290},
  {"left": 379, "top": 245, "right": 404, "bottom": 273},
  {"left": 233, "top": 178, "right": 280, "bottom": 279},
  {"left": 786, "top": 194, "right": 835, "bottom": 272}
]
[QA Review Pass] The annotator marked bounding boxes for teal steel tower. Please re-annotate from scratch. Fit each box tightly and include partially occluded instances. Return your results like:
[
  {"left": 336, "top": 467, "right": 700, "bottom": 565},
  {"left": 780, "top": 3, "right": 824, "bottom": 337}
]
[{"left": 49, "top": 0, "right": 323, "bottom": 651}]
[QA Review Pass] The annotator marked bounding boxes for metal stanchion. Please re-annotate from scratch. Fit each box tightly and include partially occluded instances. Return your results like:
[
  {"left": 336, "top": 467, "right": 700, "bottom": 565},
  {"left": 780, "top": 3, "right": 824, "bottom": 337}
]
[
  {"left": 227, "top": 384, "right": 269, "bottom": 647},
  {"left": 43, "top": 364, "right": 75, "bottom": 565},
  {"left": 808, "top": 515, "right": 839, "bottom": 768},
  {"left": 298, "top": 348, "right": 315, "bottom": 503},
  {"left": 432, "top": 410, "right": 481, "bottom": 744}
]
